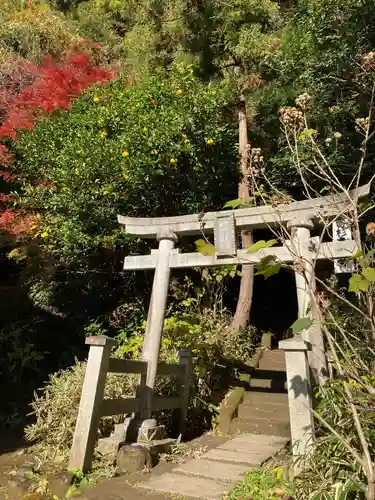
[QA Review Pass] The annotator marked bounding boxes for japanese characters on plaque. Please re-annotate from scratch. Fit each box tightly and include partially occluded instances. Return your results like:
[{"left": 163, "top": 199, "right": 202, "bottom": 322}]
[
  {"left": 332, "top": 218, "right": 355, "bottom": 273},
  {"left": 214, "top": 213, "right": 237, "bottom": 258}
]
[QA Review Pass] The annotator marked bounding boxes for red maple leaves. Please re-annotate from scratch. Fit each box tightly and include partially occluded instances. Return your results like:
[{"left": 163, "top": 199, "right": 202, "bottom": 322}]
[
  {"left": 0, "top": 49, "right": 115, "bottom": 237},
  {"left": 0, "top": 52, "right": 114, "bottom": 143}
]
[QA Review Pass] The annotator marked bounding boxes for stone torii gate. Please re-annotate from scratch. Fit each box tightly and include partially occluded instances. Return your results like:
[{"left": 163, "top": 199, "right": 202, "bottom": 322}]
[{"left": 118, "top": 185, "right": 369, "bottom": 423}]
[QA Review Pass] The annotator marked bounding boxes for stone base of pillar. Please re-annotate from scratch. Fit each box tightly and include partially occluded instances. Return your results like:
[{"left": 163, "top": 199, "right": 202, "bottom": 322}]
[{"left": 123, "top": 417, "right": 165, "bottom": 443}]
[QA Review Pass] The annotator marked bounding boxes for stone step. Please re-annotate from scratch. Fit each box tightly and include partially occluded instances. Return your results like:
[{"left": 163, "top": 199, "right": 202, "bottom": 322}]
[
  {"left": 231, "top": 418, "right": 291, "bottom": 438},
  {"left": 258, "top": 360, "right": 286, "bottom": 371},
  {"left": 200, "top": 448, "right": 263, "bottom": 466},
  {"left": 238, "top": 405, "right": 289, "bottom": 421},
  {"left": 257, "top": 365, "right": 286, "bottom": 373},
  {"left": 240, "top": 401, "right": 289, "bottom": 414},
  {"left": 216, "top": 441, "right": 285, "bottom": 460},
  {"left": 243, "top": 392, "right": 288, "bottom": 404},
  {"left": 258, "top": 355, "right": 286, "bottom": 364},
  {"left": 173, "top": 458, "right": 250, "bottom": 483},
  {"left": 228, "top": 433, "right": 289, "bottom": 446},
  {"left": 199, "top": 433, "right": 288, "bottom": 466},
  {"left": 249, "top": 378, "right": 287, "bottom": 391},
  {"left": 261, "top": 350, "right": 285, "bottom": 361},
  {"left": 141, "top": 472, "right": 231, "bottom": 500}
]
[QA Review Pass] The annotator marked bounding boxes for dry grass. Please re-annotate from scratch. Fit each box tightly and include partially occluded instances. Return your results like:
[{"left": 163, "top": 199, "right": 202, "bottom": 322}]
[{"left": 25, "top": 360, "right": 140, "bottom": 464}]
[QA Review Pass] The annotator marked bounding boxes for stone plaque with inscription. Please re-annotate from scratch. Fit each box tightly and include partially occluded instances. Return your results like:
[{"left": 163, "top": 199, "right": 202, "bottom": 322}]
[{"left": 214, "top": 213, "right": 237, "bottom": 257}]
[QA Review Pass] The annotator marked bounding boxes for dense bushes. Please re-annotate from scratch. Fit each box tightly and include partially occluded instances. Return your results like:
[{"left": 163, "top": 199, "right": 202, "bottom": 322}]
[{"left": 9, "top": 64, "right": 238, "bottom": 263}]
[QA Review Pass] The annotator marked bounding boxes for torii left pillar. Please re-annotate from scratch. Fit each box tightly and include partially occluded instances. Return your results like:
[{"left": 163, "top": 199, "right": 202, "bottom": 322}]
[{"left": 139, "top": 229, "right": 178, "bottom": 419}]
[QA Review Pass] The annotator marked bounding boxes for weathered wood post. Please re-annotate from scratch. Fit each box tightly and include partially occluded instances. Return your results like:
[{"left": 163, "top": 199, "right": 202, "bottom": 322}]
[
  {"left": 178, "top": 348, "right": 193, "bottom": 436},
  {"left": 69, "top": 335, "right": 117, "bottom": 473},
  {"left": 287, "top": 217, "right": 327, "bottom": 386},
  {"left": 279, "top": 338, "right": 314, "bottom": 470},
  {"left": 140, "top": 229, "right": 178, "bottom": 419}
]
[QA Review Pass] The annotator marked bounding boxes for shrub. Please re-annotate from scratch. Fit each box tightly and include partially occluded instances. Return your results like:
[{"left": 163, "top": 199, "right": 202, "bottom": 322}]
[
  {"left": 9, "top": 63, "right": 238, "bottom": 263},
  {"left": 0, "top": 1, "right": 77, "bottom": 63}
]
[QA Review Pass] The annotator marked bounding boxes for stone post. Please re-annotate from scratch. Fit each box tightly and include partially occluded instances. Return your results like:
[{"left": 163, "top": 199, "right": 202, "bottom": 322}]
[
  {"left": 279, "top": 338, "right": 314, "bottom": 469},
  {"left": 287, "top": 217, "right": 327, "bottom": 386},
  {"left": 140, "top": 229, "right": 178, "bottom": 419},
  {"left": 69, "top": 335, "right": 117, "bottom": 473},
  {"left": 178, "top": 349, "right": 193, "bottom": 436}
]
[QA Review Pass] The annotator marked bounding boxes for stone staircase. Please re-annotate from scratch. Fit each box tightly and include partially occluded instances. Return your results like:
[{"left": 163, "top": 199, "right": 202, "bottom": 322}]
[
  {"left": 141, "top": 433, "right": 289, "bottom": 500},
  {"left": 138, "top": 350, "right": 291, "bottom": 500},
  {"left": 81, "top": 350, "right": 291, "bottom": 500},
  {"left": 231, "top": 349, "right": 290, "bottom": 438}
]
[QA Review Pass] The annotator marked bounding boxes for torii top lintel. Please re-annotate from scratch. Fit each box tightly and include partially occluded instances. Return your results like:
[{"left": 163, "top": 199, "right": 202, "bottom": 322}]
[{"left": 117, "top": 184, "right": 370, "bottom": 239}]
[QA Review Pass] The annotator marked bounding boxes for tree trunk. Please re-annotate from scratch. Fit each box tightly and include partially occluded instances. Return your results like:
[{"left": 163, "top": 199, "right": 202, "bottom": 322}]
[
  {"left": 230, "top": 94, "right": 254, "bottom": 330},
  {"left": 367, "top": 480, "right": 375, "bottom": 500}
]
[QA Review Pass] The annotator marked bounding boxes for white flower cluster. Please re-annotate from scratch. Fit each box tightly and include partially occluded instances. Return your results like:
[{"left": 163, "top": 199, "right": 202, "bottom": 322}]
[{"left": 295, "top": 92, "right": 311, "bottom": 110}]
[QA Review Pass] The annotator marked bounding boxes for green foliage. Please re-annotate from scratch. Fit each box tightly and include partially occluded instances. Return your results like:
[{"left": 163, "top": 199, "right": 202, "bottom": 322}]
[
  {"left": 295, "top": 378, "right": 375, "bottom": 498},
  {"left": 25, "top": 306, "right": 256, "bottom": 463},
  {"left": 247, "top": 239, "right": 277, "bottom": 254},
  {"left": 291, "top": 317, "right": 313, "bottom": 334},
  {"left": 348, "top": 248, "right": 375, "bottom": 292},
  {"left": 223, "top": 198, "right": 248, "bottom": 209},
  {"left": 254, "top": 255, "right": 282, "bottom": 279},
  {"left": 227, "top": 467, "right": 293, "bottom": 500},
  {"left": 25, "top": 360, "right": 139, "bottom": 462},
  {"left": 293, "top": 271, "right": 375, "bottom": 498},
  {"left": 195, "top": 239, "right": 216, "bottom": 256},
  {"left": 0, "top": 0, "right": 77, "bottom": 62},
  {"left": 12, "top": 64, "right": 238, "bottom": 263},
  {"left": 253, "top": 0, "right": 375, "bottom": 191}
]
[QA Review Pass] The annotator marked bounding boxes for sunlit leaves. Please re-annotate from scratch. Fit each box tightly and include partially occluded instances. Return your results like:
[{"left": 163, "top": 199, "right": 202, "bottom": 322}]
[
  {"left": 291, "top": 317, "right": 313, "bottom": 334},
  {"left": 254, "top": 255, "right": 281, "bottom": 279},
  {"left": 297, "top": 128, "right": 317, "bottom": 140},
  {"left": 248, "top": 239, "right": 277, "bottom": 254},
  {"left": 348, "top": 268, "right": 375, "bottom": 292},
  {"left": 195, "top": 239, "right": 216, "bottom": 256},
  {"left": 223, "top": 198, "right": 246, "bottom": 209}
]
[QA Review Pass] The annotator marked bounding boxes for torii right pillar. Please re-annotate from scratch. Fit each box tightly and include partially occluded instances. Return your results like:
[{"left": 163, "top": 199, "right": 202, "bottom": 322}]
[{"left": 287, "top": 217, "right": 328, "bottom": 387}]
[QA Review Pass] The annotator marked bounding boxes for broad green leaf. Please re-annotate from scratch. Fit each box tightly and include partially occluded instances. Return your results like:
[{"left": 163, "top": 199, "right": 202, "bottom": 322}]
[
  {"left": 348, "top": 249, "right": 364, "bottom": 261},
  {"left": 255, "top": 262, "right": 282, "bottom": 279},
  {"left": 348, "top": 273, "right": 370, "bottom": 292},
  {"left": 255, "top": 255, "right": 282, "bottom": 279},
  {"left": 248, "top": 239, "right": 277, "bottom": 254},
  {"left": 291, "top": 317, "right": 313, "bottom": 334},
  {"left": 258, "top": 255, "right": 277, "bottom": 266},
  {"left": 223, "top": 198, "right": 245, "bottom": 209},
  {"left": 195, "top": 239, "right": 216, "bottom": 256},
  {"left": 297, "top": 128, "right": 317, "bottom": 140},
  {"left": 264, "top": 262, "right": 282, "bottom": 279},
  {"left": 362, "top": 267, "right": 375, "bottom": 282}
]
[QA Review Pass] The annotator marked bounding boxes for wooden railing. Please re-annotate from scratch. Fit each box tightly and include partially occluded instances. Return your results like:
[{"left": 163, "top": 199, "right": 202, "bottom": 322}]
[{"left": 69, "top": 335, "right": 192, "bottom": 472}]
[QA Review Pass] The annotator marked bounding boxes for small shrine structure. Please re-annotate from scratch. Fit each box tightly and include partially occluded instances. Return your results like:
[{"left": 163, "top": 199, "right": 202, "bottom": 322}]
[
  {"left": 117, "top": 184, "right": 369, "bottom": 457},
  {"left": 69, "top": 184, "right": 369, "bottom": 472}
]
